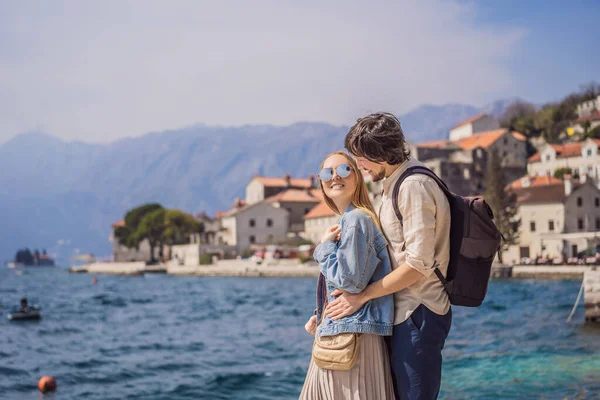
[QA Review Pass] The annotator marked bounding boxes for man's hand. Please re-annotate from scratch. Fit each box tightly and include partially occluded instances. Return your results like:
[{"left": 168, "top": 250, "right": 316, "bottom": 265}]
[
  {"left": 325, "top": 289, "right": 367, "bottom": 320},
  {"left": 321, "top": 225, "right": 341, "bottom": 244},
  {"left": 304, "top": 315, "right": 317, "bottom": 336}
]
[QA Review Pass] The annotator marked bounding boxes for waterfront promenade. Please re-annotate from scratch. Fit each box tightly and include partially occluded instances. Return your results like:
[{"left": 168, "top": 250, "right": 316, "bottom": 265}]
[
  {"left": 69, "top": 259, "right": 321, "bottom": 278},
  {"left": 68, "top": 260, "right": 596, "bottom": 280}
]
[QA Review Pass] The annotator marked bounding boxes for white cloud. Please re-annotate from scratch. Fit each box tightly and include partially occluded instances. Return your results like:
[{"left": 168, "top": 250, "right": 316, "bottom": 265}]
[{"left": 0, "top": 0, "right": 524, "bottom": 143}]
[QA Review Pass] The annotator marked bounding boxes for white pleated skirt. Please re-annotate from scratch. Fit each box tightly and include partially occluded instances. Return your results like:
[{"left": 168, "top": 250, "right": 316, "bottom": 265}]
[{"left": 299, "top": 333, "right": 395, "bottom": 400}]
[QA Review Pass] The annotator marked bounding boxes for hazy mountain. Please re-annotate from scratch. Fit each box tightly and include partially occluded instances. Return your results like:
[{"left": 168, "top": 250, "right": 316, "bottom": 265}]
[{"left": 0, "top": 100, "right": 518, "bottom": 262}]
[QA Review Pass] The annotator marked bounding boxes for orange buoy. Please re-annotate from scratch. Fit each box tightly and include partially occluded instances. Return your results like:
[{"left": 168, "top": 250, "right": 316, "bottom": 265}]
[
  {"left": 38, "top": 376, "right": 57, "bottom": 393},
  {"left": 92, "top": 277, "right": 98, "bottom": 284}
]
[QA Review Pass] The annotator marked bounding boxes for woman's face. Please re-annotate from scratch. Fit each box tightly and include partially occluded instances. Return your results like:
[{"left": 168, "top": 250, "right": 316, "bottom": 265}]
[{"left": 320, "top": 154, "right": 357, "bottom": 203}]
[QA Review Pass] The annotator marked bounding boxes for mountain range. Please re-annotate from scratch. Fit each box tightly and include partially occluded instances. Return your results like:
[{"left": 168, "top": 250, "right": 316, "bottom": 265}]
[{"left": 0, "top": 100, "right": 518, "bottom": 263}]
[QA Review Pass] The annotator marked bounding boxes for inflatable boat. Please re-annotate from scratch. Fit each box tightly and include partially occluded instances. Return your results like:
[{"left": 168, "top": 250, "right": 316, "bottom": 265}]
[{"left": 8, "top": 307, "right": 41, "bottom": 321}]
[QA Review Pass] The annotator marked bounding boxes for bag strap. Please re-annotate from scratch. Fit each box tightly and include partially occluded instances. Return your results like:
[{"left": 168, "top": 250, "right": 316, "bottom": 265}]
[
  {"left": 315, "top": 273, "right": 328, "bottom": 325},
  {"left": 391, "top": 166, "right": 452, "bottom": 226}
]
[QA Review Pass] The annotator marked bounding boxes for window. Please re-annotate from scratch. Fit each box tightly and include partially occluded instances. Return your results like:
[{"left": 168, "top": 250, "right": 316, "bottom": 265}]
[
  {"left": 545, "top": 154, "right": 551, "bottom": 162},
  {"left": 548, "top": 220, "right": 554, "bottom": 232},
  {"left": 266, "top": 218, "right": 273, "bottom": 227},
  {"left": 596, "top": 198, "right": 599, "bottom": 207},
  {"left": 249, "top": 219, "right": 255, "bottom": 227},
  {"left": 249, "top": 235, "right": 256, "bottom": 244},
  {"left": 578, "top": 218, "right": 584, "bottom": 231},
  {"left": 305, "top": 209, "right": 310, "bottom": 215},
  {"left": 577, "top": 197, "right": 582, "bottom": 207},
  {"left": 597, "top": 218, "right": 600, "bottom": 230},
  {"left": 530, "top": 221, "right": 536, "bottom": 232},
  {"left": 502, "top": 151, "right": 507, "bottom": 158},
  {"left": 587, "top": 149, "right": 593, "bottom": 157},
  {"left": 463, "top": 168, "right": 470, "bottom": 179}
]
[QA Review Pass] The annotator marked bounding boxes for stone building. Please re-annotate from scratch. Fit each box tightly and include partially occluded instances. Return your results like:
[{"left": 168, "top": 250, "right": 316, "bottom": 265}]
[
  {"left": 504, "top": 175, "right": 600, "bottom": 264},
  {"left": 216, "top": 174, "right": 321, "bottom": 251},
  {"left": 414, "top": 128, "right": 528, "bottom": 195}
]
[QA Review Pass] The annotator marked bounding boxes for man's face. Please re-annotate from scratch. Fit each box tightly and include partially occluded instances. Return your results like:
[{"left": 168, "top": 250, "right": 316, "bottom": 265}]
[{"left": 354, "top": 157, "right": 386, "bottom": 182}]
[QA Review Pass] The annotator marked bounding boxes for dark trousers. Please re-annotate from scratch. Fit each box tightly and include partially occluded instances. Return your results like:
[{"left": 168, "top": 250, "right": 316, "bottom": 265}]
[{"left": 386, "top": 304, "right": 452, "bottom": 400}]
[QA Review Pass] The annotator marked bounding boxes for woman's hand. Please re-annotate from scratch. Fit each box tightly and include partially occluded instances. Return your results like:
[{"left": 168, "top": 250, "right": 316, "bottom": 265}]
[
  {"left": 325, "top": 289, "right": 367, "bottom": 320},
  {"left": 321, "top": 225, "right": 341, "bottom": 244},
  {"left": 304, "top": 315, "right": 317, "bottom": 336}
]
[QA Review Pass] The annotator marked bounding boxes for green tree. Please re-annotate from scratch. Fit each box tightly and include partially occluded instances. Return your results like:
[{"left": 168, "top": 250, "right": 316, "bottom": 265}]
[
  {"left": 499, "top": 101, "right": 538, "bottom": 137},
  {"left": 114, "top": 203, "right": 164, "bottom": 249},
  {"left": 484, "top": 150, "right": 520, "bottom": 263},
  {"left": 163, "top": 209, "right": 204, "bottom": 253},
  {"left": 133, "top": 208, "right": 167, "bottom": 261},
  {"left": 553, "top": 167, "right": 573, "bottom": 179},
  {"left": 587, "top": 125, "right": 600, "bottom": 139}
]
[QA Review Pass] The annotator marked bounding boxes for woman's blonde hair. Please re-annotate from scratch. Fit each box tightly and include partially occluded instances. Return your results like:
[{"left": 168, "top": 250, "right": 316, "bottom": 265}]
[{"left": 319, "top": 151, "right": 382, "bottom": 230}]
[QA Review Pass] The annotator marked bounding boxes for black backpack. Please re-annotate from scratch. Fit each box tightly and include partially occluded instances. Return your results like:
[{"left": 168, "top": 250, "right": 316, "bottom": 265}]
[{"left": 392, "top": 166, "right": 501, "bottom": 307}]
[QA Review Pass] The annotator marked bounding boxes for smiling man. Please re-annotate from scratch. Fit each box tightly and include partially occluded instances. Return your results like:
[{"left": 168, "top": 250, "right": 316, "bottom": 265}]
[{"left": 325, "top": 112, "right": 453, "bottom": 400}]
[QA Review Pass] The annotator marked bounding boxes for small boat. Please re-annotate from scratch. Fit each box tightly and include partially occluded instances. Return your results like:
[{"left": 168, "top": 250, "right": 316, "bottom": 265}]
[{"left": 8, "top": 307, "right": 41, "bottom": 321}]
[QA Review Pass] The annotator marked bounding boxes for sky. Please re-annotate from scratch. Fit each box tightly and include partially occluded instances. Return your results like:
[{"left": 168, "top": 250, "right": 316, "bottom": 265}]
[{"left": 0, "top": 0, "right": 598, "bottom": 143}]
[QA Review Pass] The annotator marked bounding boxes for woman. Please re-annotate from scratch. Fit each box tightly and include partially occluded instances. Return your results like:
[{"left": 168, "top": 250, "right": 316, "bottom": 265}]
[{"left": 300, "top": 152, "right": 395, "bottom": 400}]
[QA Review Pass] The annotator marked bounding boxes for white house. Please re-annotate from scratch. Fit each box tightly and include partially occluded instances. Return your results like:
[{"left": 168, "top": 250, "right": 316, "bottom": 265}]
[
  {"left": 504, "top": 175, "right": 600, "bottom": 264},
  {"left": 448, "top": 113, "right": 500, "bottom": 141},
  {"left": 303, "top": 201, "right": 340, "bottom": 244},
  {"left": 218, "top": 201, "right": 291, "bottom": 251},
  {"left": 527, "top": 138, "right": 600, "bottom": 184},
  {"left": 245, "top": 174, "right": 315, "bottom": 205}
]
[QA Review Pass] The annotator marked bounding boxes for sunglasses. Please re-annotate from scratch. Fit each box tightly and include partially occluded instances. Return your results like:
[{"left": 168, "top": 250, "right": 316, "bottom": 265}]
[{"left": 318, "top": 164, "right": 352, "bottom": 182}]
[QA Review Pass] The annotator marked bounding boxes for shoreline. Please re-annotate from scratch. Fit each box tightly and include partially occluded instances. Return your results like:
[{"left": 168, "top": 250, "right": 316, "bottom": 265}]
[
  {"left": 67, "top": 261, "right": 596, "bottom": 280},
  {"left": 69, "top": 259, "right": 321, "bottom": 278}
]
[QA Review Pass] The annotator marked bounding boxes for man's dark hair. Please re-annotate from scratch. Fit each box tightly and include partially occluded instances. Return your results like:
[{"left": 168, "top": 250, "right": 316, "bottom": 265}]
[{"left": 344, "top": 112, "right": 411, "bottom": 165}]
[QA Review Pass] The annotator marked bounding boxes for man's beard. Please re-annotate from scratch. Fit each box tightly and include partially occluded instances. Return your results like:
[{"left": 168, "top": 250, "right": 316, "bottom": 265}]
[{"left": 371, "top": 166, "right": 386, "bottom": 182}]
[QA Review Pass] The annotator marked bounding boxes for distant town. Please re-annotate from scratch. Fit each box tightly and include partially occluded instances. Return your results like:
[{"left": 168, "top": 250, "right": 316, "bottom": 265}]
[{"left": 109, "top": 91, "right": 600, "bottom": 268}]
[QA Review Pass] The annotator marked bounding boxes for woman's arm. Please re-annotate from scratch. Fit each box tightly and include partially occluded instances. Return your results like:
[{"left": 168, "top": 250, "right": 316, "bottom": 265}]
[{"left": 313, "top": 224, "right": 374, "bottom": 294}]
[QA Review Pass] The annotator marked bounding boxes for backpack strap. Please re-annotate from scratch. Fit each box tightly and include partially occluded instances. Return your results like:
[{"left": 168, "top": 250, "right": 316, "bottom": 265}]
[
  {"left": 391, "top": 166, "right": 452, "bottom": 226},
  {"left": 391, "top": 165, "right": 454, "bottom": 287}
]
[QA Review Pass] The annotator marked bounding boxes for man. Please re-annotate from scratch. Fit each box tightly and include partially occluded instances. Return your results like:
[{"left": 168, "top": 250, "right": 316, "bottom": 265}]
[{"left": 325, "top": 112, "right": 452, "bottom": 400}]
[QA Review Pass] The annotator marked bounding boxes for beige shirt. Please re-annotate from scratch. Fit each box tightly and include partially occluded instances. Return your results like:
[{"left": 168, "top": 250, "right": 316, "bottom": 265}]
[{"left": 378, "top": 157, "right": 451, "bottom": 324}]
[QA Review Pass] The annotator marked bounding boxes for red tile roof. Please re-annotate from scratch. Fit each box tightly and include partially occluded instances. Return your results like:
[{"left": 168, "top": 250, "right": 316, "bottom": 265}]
[
  {"left": 507, "top": 175, "right": 562, "bottom": 189},
  {"left": 254, "top": 175, "right": 314, "bottom": 188},
  {"left": 265, "top": 189, "right": 321, "bottom": 203},
  {"left": 507, "top": 175, "right": 567, "bottom": 204},
  {"left": 418, "top": 129, "right": 525, "bottom": 150},
  {"left": 451, "top": 113, "right": 487, "bottom": 129},
  {"left": 576, "top": 111, "right": 600, "bottom": 123},
  {"left": 528, "top": 139, "right": 600, "bottom": 162},
  {"left": 215, "top": 211, "right": 229, "bottom": 219},
  {"left": 305, "top": 201, "right": 337, "bottom": 219}
]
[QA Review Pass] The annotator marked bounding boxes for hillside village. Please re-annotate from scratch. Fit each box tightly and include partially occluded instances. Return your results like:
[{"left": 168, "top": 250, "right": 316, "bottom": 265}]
[{"left": 110, "top": 94, "right": 600, "bottom": 267}]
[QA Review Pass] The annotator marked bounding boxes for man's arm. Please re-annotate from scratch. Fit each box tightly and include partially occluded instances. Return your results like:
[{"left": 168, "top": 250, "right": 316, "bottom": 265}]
[
  {"left": 326, "top": 178, "right": 440, "bottom": 320},
  {"left": 325, "top": 261, "right": 422, "bottom": 320}
]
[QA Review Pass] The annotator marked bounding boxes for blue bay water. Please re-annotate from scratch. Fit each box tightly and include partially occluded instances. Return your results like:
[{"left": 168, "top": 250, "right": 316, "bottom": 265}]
[{"left": 0, "top": 268, "right": 598, "bottom": 400}]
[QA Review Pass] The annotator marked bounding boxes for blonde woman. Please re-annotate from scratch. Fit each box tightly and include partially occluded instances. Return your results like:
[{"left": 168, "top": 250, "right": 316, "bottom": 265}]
[{"left": 300, "top": 152, "right": 395, "bottom": 399}]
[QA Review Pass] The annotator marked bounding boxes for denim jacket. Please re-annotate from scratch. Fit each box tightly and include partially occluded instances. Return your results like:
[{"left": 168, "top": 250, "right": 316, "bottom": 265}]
[{"left": 313, "top": 204, "right": 394, "bottom": 337}]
